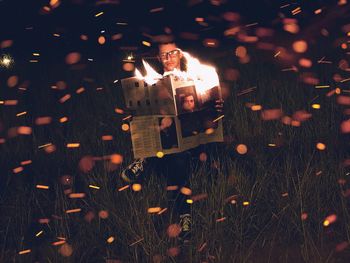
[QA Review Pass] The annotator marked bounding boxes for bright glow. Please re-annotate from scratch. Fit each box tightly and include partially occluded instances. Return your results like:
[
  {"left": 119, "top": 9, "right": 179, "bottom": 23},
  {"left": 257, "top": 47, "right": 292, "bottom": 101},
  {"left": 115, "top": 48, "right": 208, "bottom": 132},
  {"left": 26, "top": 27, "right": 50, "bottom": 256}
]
[
  {"left": 156, "top": 151, "right": 164, "bottom": 158},
  {"left": 0, "top": 54, "right": 14, "bottom": 68},
  {"left": 3, "top": 58, "right": 10, "bottom": 65},
  {"left": 182, "top": 51, "right": 219, "bottom": 94},
  {"left": 132, "top": 183, "right": 142, "bottom": 191},
  {"left": 134, "top": 51, "right": 219, "bottom": 94},
  {"left": 107, "top": 236, "right": 115, "bottom": 243},
  {"left": 316, "top": 143, "right": 326, "bottom": 151},
  {"left": 135, "top": 68, "right": 143, "bottom": 79},
  {"left": 141, "top": 60, "right": 162, "bottom": 85}
]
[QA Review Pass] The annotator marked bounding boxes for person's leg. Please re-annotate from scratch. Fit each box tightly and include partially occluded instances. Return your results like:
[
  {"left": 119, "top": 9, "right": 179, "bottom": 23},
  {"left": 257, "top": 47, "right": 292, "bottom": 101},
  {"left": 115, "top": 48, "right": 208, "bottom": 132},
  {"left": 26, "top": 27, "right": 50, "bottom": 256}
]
[
  {"left": 163, "top": 151, "right": 192, "bottom": 241},
  {"left": 165, "top": 151, "right": 191, "bottom": 216}
]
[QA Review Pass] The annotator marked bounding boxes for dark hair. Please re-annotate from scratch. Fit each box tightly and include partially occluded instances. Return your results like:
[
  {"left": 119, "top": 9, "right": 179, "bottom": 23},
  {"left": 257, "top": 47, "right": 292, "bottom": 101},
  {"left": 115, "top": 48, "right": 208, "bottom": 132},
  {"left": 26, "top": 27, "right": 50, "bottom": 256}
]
[
  {"left": 158, "top": 41, "right": 176, "bottom": 47},
  {"left": 180, "top": 93, "right": 195, "bottom": 105}
]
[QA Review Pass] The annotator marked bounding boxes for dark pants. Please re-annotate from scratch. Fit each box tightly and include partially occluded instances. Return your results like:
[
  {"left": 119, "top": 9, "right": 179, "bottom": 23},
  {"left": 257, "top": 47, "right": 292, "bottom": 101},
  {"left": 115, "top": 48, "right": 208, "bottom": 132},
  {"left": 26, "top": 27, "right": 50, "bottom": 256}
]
[
  {"left": 143, "top": 142, "right": 223, "bottom": 217},
  {"left": 146, "top": 151, "right": 192, "bottom": 217}
]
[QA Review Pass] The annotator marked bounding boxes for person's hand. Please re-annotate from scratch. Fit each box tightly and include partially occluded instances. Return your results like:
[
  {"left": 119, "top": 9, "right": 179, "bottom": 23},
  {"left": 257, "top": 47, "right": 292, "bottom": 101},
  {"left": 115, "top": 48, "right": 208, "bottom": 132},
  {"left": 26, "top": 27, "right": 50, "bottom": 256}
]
[{"left": 214, "top": 99, "right": 224, "bottom": 113}]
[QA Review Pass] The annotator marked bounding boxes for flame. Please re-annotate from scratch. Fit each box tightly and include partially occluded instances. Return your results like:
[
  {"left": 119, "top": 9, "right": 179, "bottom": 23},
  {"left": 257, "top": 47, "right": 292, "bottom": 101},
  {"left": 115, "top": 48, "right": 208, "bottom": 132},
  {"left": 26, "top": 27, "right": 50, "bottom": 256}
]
[
  {"left": 134, "top": 52, "right": 219, "bottom": 94},
  {"left": 134, "top": 60, "right": 162, "bottom": 85},
  {"left": 182, "top": 51, "right": 219, "bottom": 94},
  {"left": 135, "top": 68, "right": 143, "bottom": 79}
]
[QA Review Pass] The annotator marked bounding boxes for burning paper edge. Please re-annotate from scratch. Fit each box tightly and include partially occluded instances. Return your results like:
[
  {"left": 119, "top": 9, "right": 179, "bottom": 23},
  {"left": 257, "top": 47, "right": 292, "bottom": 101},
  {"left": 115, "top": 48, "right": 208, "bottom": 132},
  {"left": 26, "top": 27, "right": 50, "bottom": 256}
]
[{"left": 134, "top": 51, "right": 220, "bottom": 94}]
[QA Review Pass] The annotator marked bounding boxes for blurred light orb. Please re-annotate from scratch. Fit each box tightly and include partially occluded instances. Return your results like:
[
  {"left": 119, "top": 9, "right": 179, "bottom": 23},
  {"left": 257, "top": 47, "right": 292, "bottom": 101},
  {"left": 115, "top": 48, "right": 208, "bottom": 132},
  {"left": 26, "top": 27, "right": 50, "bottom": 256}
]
[
  {"left": 65, "top": 52, "right": 81, "bottom": 65},
  {"left": 99, "top": 210, "right": 109, "bottom": 219},
  {"left": 167, "top": 224, "right": 181, "bottom": 238},
  {"left": 199, "top": 152, "right": 208, "bottom": 162},
  {"left": 291, "top": 120, "right": 301, "bottom": 127},
  {"left": 301, "top": 213, "right": 308, "bottom": 220},
  {"left": 7, "top": 75, "right": 19, "bottom": 87},
  {"left": 147, "top": 207, "right": 161, "bottom": 213},
  {"left": 340, "top": 120, "right": 350, "bottom": 133},
  {"left": 316, "top": 143, "right": 326, "bottom": 151},
  {"left": 235, "top": 46, "right": 247, "bottom": 58},
  {"left": 167, "top": 247, "right": 180, "bottom": 257},
  {"left": 251, "top": 105, "right": 262, "bottom": 111},
  {"left": 0, "top": 54, "right": 14, "bottom": 68},
  {"left": 298, "top": 58, "right": 312, "bottom": 68},
  {"left": 338, "top": 59, "right": 349, "bottom": 70},
  {"left": 80, "top": 34, "right": 88, "bottom": 41},
  {"left": 132, "top": 183, "right": 142, "bottom": 191},
  {"left": 78, "top": 155, "right": 95, "bottom": 173},
  {"left": 44, "top": 144, "right": 56, "bottom": 153},
  {"left": 292, "top": 40, "right": 308, "bottom": 53},
  {"left": 56, "top": 80, "right": 67, "bottom": 90},
  {"left": 205, "top": 128, "right": 215, "bottom": 135},
  {"left": 121, "top": 123, "right": 130, "bottom": 131},
  {"left": 323, "top": 214, "right": 337, "bottom": 226},
  {"left": 236, "top": 144, "right": 248, "bottom": 154},
  {"left": 107, "top": 236, "right": 115, "bottom": 243},
  {"left": 261, "top": 109, "right": 283, "bottom": 120},
  {"left": 110, "top": 154, "right": 123, "bottom": 164},
  {"left": 239, "top": 55, "right": 250, "bottom": 64},
  {"left": 180, "top": 187, "right": 192, "bottom": 196},
  {"left": 123, "top": 62, "right": 134, "bottom": 71},
  {"left": 98, "top": 35, "right": 106, "bottom": 45},
  {"left": 283, "top": 23, "right": 299, "bottom": 34},
  {"left": 156, "top": 151, "right": 164, "bottom": 158},
  {"left": 0, "top": 39, "right": 13, "bottom": 49},
  {"left": 58, "top": 243, "right": 73, "bottom": 257}
]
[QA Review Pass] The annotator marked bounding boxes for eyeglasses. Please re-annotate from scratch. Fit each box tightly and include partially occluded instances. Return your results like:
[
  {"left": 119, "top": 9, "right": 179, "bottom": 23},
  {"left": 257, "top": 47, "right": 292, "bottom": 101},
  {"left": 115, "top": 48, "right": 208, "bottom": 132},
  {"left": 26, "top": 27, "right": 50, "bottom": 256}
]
[{"left": 159, "top": 49, "right": 181, "bottom": 60}]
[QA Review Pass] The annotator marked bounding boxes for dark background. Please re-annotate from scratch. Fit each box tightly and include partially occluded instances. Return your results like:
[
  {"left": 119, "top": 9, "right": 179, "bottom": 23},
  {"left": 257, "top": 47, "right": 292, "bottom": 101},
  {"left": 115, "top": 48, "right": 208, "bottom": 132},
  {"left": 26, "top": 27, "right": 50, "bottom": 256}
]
[{"left": 1, "top": 0, "right": 350, "bottom": 262}]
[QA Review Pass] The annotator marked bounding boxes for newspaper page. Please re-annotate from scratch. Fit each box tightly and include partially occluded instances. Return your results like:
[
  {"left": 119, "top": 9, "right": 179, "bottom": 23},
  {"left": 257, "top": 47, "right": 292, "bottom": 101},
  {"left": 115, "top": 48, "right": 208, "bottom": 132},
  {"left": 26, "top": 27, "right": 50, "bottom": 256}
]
[
  {"left": 130, "top": 114, "right": 223, "bottom": 159},
  {"left": 130, "top": 115, "right": 183, "bottom": 159},
  {"left": 121, "top": 76, "right": 177, "bottom": 116},
  {"left": 122, "top": 74, "right": 224, "bottom": 158}
]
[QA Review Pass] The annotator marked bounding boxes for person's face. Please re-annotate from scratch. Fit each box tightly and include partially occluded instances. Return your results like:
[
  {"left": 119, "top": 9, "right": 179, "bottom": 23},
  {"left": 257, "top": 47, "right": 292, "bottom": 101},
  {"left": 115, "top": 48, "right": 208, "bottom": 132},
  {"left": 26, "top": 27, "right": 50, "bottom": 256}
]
[
  {"left": 183, "top": 95, "right": 195, "bottom": 112},
  {"left": 158, "top": 43, "right": 182, "bottom": 72}
]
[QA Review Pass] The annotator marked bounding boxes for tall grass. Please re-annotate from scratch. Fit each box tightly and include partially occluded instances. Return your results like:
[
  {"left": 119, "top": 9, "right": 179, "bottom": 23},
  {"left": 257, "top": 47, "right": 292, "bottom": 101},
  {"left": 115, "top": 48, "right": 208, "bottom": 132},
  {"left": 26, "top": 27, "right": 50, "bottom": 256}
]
[{"left": 1, "top": 55, "right": 350, "bottom": 263}]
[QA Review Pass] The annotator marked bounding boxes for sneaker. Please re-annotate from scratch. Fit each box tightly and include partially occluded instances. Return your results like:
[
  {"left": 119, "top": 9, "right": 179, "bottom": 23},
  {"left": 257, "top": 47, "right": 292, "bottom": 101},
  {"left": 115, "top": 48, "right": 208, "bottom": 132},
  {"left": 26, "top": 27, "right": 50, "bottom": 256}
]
[
  {"left": 179, "top": 213, "right": 191, "bottom": 242},
  {"left": 121, "top": 158, "right": 146, "bottom": 183}
]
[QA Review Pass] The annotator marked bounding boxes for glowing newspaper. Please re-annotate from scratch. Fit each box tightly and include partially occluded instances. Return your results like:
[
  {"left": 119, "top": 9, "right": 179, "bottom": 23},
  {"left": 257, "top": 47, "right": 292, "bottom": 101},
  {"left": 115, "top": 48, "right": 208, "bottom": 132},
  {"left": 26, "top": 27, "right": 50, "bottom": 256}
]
[{"left": 121, "top": 74, "right": 223, "bottom": 158}]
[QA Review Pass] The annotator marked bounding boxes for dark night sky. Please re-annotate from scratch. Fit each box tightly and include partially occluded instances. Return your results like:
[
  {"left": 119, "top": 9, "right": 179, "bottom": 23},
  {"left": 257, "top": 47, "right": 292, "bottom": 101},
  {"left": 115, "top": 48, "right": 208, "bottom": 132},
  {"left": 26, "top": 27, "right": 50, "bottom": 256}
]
[
  {"left": 0, "top": 0, "right": 348, "bottom": 126},
  {"left": 0, "top": 0, "right": 346, "bottom": 58},
  {"left": 0, "top": 0, "right": 349, "bottom": 110}
]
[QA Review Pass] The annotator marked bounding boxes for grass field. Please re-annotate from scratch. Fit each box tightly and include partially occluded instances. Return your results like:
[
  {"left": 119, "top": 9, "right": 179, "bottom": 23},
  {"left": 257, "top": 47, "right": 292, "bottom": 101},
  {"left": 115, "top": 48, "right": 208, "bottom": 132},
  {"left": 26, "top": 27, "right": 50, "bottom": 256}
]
[{"left": 1, "top": 47, "right": 350, "bottom": 263}]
